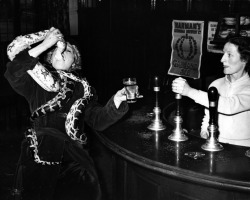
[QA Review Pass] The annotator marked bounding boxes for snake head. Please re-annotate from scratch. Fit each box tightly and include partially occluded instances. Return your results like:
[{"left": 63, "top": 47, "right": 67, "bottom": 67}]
[{"left": 54, "top": 40, "right": 66, "bottom": 60}]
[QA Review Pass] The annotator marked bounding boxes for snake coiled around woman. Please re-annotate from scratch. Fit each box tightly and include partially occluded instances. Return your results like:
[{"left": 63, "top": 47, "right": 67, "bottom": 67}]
[{"left": 7, "top": 30, "right": 93, "bottom": 165}]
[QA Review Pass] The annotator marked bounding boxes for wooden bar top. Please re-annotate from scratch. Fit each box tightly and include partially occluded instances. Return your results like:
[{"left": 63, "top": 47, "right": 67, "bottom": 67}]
[{"left": 96, "top": 101, "right": 250, "bottom": 193}]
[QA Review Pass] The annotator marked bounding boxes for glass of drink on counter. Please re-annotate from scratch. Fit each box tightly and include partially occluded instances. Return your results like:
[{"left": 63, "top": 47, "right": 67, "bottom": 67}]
[{"left": 123, "top": 77, "right": 138, "bottom": 103}]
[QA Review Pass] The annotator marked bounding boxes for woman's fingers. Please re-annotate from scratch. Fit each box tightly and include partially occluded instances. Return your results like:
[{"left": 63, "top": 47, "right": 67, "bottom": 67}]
[{"left": 172, "top": 77, "right": 186, "bottom": 94}]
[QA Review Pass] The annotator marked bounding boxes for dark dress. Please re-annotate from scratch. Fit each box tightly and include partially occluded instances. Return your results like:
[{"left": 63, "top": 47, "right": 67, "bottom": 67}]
[{"left": 4, "top": 49, "right": 129, "bottom": 200}]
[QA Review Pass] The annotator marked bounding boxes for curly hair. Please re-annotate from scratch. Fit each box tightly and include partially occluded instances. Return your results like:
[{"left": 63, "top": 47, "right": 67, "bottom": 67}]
[
  {"left": 70, "top": 44, "right": 81, "bottom": 71},
  {"left": 227, "top": 36, "right": 250, "bottom": 74}
]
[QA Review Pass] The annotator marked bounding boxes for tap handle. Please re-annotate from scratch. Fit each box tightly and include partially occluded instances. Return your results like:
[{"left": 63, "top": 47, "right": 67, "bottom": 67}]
[
  {"left": 208, "top": 87, "right": 218, "bottom": 125},
  {"left": 175, "top": 93, "right": 182, "bottom": 116},
  {"left": 208, "top": 87, "right": 218, "bottom": 107},
  {"left": 175, "top": 93, "right": 182, "bottom": 99},
  {"left": 153, "top": 76, "right": 160, "bottom": 92}
]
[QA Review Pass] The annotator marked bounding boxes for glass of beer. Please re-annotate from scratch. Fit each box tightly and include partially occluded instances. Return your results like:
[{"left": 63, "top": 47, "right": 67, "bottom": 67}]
[{"left": 123, "top": 77, "right": 138, "bottom": 103}]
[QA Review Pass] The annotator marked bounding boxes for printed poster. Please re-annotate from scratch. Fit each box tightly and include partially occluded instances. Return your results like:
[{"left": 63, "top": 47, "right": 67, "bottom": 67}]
[
  {"left": 207, "top": 21, "right": 223, "bottom": 54},
  {"left": 168, "top": 20, "right": 204, "bottom": 79}
]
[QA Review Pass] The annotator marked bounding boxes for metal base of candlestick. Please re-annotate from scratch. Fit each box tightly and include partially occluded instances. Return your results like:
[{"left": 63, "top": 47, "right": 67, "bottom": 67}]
[
  {"left": 148, "top": 107, "right": 166, "bottom": 131},
  {"left": 201, "top": 141, "right": 224, "bottom": 152},
  {"left": 147, "top": 120, "right": 166, "bottom": 131},
  {"left": 201, "top": 124, "right": 223, "bottom": 152},
  {"left": 168, "top": 115, "right": 188, "bottom": 142}
]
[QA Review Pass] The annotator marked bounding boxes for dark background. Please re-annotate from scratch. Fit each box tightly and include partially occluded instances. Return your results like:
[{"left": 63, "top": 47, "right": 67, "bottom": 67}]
[
  {"left": 2, "top": 0, "right": 250, "bottom": 107},
  {"left": 1, "top": 0, "right": 250, "bottom": 199}
]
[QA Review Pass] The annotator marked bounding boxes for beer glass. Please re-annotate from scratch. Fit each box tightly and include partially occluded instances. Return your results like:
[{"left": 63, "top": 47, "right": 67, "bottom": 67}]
[{"left": 123, "top": 77, "right": 138, "bottom": 103}]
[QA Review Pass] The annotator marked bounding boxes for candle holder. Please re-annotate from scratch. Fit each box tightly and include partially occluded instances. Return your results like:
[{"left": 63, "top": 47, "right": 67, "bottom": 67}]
[
  {"left": 148, "top": 107, "right": 166, "bottom": 131},
  {"left": 201, "top": 124, "right": 223, "bottom": 151},
  {"left": 148, "top": 76, "right": 166, "bottom": 131},
  {"left": 201, "top": 87, "right": 223, "bottom": 152},
  {"left": 168, "top": 94, "right": 188, "bottom": 141}
]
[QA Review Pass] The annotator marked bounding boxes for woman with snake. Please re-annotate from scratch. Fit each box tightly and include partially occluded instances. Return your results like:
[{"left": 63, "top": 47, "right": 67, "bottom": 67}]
[{"left": 4, "top": 27, "right": 131, "bottom": 200}]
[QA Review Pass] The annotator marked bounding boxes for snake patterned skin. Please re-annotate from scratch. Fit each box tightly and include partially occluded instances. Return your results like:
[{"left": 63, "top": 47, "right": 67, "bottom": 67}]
[
  {"left": 7, "top": 30, "right": 60, "bottom": 92},
  {"left": 7, "top": 30, "right": 93, "bottom": 165},
  {"left": 59, "top": 71, "right": 92, "bottom": 145}
]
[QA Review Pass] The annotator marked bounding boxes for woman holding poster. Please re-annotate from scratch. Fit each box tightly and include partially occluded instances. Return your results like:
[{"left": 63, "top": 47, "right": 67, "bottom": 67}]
[{"left": 172, "top": 36, "right": 250, "bottom": 147}]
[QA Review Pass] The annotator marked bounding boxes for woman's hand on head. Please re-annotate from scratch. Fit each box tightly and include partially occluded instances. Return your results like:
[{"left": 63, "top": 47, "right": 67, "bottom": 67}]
[
  {"left": 172, "top": 77, "right": 191, "bottom": 96},
  {"left": 28, "top": 27, "right": 64, "bottom": 58},
  {"left": 42, "top": 27, "right": 64, "bottom": 49}
]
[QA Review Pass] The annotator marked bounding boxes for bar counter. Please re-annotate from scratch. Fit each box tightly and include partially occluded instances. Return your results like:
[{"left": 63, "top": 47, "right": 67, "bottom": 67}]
[{"left": 90, "top": 96, "right": 250, "bottom": 200}]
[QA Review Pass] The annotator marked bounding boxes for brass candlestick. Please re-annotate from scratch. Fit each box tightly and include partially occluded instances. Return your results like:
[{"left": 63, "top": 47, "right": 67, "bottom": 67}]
[
  {"left": 148, "top": 76, "right": 166, "bottom": 131},
  {"left": 201, "top": 87, "right": 223, "bottom": 152},
  {"left": 168, "top": 93, "right": 188, "bottom": 142}
]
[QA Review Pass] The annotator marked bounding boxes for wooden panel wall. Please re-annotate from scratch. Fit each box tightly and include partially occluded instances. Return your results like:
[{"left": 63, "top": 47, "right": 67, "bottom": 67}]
[{"left": 78, "top": 0, "right": 249, "bottom": 102}]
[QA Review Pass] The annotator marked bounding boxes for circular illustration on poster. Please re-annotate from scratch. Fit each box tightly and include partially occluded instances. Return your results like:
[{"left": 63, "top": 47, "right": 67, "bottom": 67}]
[{"left": 175, "top": 34, "right": 198, "bottom": 60}]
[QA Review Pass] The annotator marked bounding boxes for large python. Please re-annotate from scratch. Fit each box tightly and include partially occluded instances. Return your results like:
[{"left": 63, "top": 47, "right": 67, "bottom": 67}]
[{"left": 7, "top": 30, "right": 93, "bottom": 165}]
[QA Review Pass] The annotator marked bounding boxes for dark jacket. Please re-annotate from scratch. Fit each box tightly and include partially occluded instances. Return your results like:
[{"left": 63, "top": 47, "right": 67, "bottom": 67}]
[{"left": 4, "top": 49, "right": 128, "bottom": 200}]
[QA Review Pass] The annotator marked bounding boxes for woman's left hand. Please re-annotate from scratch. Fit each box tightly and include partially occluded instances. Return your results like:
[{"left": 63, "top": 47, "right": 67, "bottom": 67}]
[
  {"left": 114, "top": 88, "right": 127, "bottom": 108},
  {"left": 42, "top": 27, "right": 63, "bottom": 49},
  {"left": 114, "top": 86, "right": 143, "bottom": 109}
]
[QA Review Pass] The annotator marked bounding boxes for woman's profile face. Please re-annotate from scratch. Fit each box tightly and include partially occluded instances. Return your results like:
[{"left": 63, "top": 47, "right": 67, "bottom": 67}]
[
  {"left": 51, "top": 42, "right": 75, "bottom": 71},
  {"left": 221, "top": 42, "right": 246, "bottom": 79}
]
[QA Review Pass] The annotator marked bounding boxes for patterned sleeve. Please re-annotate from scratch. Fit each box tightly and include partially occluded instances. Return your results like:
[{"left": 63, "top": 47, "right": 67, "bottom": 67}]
[{"left": 4, "top": 49, "right": 38, "bottom": 100}]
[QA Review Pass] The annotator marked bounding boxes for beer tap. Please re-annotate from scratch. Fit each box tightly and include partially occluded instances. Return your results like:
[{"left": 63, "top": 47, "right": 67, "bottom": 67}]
[
  {"left": 168, "top": 93, "right": 188, "bottom": 141},
  {"left": 201, "top": 87, "right": 223, "bottom": 151},
  {"left": 148, "top": 76, "right": 166, "bottom": 131}
]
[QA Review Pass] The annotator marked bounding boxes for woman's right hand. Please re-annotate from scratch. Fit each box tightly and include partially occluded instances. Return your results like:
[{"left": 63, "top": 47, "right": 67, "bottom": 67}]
[
  {"left": 172, "top": 77, "right": 191, "bottom": 96},
  {"left": 28, "top": 27, "right": 64, "bottom": 58},
  {"left": 42, "top": 27, "right": 64, "bottom": 49}
]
